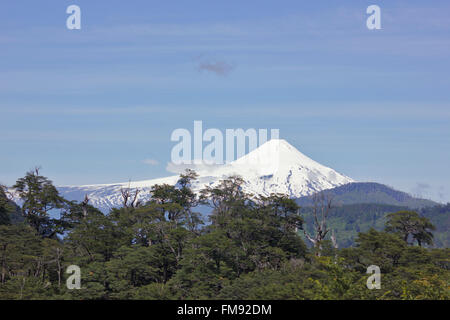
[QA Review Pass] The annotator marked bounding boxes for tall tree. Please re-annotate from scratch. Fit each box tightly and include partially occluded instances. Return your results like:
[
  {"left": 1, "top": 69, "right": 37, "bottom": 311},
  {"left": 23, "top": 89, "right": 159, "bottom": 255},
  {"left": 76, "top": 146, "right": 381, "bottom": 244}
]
[
  {"left": 385, "top": 211, "right": 436, "bottom": 246},
  {"left": 0, "top": 185, "right": 12, "bottom": 225},
  {"left": 200, "top": 175, "right": 248, "bottom": 228},
  {"left": 303, "top": 192, "right": 335, "bottom": 256},
  {"left": 13, "top": 168, "right": 67, "bottom": 237}
]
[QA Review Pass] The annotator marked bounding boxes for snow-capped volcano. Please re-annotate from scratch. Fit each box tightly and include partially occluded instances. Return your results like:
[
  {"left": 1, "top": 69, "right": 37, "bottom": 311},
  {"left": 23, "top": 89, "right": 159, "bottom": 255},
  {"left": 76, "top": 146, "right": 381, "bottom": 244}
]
[{"left": 57, "top": 139, "right": 354, "bottom": 211}]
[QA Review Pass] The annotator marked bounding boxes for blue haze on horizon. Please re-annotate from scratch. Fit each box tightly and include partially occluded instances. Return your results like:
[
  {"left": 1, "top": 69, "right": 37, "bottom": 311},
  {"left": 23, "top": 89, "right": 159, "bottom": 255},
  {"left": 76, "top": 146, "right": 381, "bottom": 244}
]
[{"left": 0, "top": 0, "right": 449, "bottom": 203}]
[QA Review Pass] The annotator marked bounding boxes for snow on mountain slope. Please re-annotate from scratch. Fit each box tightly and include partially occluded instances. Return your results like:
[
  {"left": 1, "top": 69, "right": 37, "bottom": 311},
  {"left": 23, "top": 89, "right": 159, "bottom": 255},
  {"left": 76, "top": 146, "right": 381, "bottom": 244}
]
[{"left": 57, "top": 139, "right": 354, "bottom": 211}]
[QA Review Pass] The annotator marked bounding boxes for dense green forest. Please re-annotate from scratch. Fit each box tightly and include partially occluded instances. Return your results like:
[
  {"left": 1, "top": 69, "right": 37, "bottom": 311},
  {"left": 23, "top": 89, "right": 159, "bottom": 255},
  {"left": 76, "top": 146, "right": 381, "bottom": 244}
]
[
  {"left": 300, "top": 203, "right": 450, "bottom": 248},
  {"left": 0, "top": 169, "right": 449, "bottom": 300}
]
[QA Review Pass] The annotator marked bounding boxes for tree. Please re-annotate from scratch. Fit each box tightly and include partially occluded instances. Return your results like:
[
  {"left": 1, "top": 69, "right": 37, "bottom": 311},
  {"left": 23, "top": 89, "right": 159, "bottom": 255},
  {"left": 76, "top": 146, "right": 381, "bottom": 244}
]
[
  {"left": 106, "top": 246, "right": 160, "bottom": 298},
  {"left": 257, "top": 193, "right": 303, "bottom": 234},
  {"left": 200, "top": 175, "right": 249, "bottom": 228},
  {"left": 150, "top": 169, "right": 202, "bottom": 229},
  {"left": 175, "top": 169, "right": 202, "bottom": 234},
  {"left": 169, "top": 230, "right": 236, "bottom": 299},
  {"left": 13, "top": 168, "right": 67, "bottom": 237},
  {"left": 303, "top": 192, "right": 335, "bottom": 256},
  {"left": 120, "top": 182, "right": 142, "bottom": 208},
  {"left": 197, "top": 178, "right": 307, "bottom": 278},
  {"left": 65, "top": 207, "right": 118, "bottom": 263},
  {"left": 0, "top": 185, "right": 12, "bottom": 225},
  {"left": 340, "top": 228, "right": 407, "bottom": 273},
  {"left": 61, "top": 195, "right": 103, "bottom": 228},
  {"left": 0, "top": 224, "right": 42, "bottom": 286},
  {"left": 386, "top": 211, "right": 436, "bottom": 246},
  {"left": 2, "top": 169, "right": 450, "bottom": 300}
]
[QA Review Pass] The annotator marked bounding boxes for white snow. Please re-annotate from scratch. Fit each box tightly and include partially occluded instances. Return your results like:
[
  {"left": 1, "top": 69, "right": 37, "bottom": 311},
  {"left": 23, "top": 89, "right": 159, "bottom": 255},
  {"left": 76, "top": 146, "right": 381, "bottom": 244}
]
[{"left": 52, "top": 139, "right": 354, "bottom": 211}]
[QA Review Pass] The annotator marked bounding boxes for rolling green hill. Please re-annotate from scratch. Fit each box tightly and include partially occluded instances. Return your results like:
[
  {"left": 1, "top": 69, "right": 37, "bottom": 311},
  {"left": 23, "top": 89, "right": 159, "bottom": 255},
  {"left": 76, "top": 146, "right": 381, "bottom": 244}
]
[
  {"left": 296, "top": 182, "right": 437, "bottom": 209},
  {"left": 299, "top": 203, "right": 450, "bottom": 248}
]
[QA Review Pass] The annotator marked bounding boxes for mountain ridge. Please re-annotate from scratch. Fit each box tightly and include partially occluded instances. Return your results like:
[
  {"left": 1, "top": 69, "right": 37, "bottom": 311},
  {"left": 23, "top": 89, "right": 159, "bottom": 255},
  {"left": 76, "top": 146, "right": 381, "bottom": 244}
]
[
  {"left": 12, "top": 140, "right": 437, "bottom": 212},
  {"left": 296, "top": 182, "right": 438, "bottom": 209},
  {"left": 57, "top": 139, "right": 354, "bottom": 211}
]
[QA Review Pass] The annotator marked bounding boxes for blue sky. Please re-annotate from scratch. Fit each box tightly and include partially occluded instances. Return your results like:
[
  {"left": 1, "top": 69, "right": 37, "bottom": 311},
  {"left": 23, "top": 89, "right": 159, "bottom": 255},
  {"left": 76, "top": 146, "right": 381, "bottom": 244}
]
[{"left": 1, "top": 0, "right": 449, "bottom": 202}]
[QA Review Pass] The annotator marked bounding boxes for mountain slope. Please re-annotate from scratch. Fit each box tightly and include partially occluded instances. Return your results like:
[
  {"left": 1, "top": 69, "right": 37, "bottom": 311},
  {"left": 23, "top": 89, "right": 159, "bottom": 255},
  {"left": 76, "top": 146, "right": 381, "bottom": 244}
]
[
  {"left": 296, "top": 182, "right": 438, "bottom": 209},
  {"left": 300, "top": 203, "right": 448, "bottom": 248},
  {"left": 58, "top": 139, "right": 354, "bottom": 211}
]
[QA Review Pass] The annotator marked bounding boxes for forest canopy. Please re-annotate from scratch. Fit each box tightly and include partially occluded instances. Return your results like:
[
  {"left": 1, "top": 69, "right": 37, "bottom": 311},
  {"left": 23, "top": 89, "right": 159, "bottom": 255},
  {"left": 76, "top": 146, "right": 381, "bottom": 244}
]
[{"left": 0, "top": 169, "right": 448, "bottom": 300}]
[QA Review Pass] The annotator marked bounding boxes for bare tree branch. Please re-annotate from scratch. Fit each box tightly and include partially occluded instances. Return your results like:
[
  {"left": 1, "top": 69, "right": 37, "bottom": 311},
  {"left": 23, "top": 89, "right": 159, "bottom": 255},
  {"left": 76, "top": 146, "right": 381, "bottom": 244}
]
[
  {"left": 304, "top": 192, "right": 334, "bottom": 256},
  {"left": 121, "top": 181, "right": 141, "bottom": 208}
]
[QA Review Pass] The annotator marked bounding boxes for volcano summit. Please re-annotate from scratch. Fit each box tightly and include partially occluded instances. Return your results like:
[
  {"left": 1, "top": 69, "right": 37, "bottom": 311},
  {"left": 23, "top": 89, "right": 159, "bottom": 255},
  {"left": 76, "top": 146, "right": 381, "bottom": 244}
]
[{"left": 58, "top": 139, "right": 354, "bottom": 211}]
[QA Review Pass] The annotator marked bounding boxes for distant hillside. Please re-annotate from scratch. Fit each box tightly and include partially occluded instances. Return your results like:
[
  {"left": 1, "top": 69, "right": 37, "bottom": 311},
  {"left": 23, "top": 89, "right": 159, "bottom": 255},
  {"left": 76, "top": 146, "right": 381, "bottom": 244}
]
[
  {"left": 296, "top": 182, "right": 437, "bottom": 209},
  {"left": 419, "top": 203, "right": 450, "bottom": 248},
  {"left": 300, "top": 203, "right": 406, "bottom": 248},
  {"left": 299, "top": 203, "right": 449, "bottom": 248}
]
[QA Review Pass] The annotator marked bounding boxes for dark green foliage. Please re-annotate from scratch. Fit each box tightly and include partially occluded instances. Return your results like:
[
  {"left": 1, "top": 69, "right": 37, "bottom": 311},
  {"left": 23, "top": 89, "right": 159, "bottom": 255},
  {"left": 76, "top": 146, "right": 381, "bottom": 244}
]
[
  {"left": 218, "top": 257, "right": 360, "bottom": 300},
  {"left": 0, "top": 170, "right": 448, "bottom": 300},
  {"left": 300, "top": 203, "right": 449, "bottom": 248},
  {"left": 385, "top": 211, "right": 435, "bottom": 246},
  {"left": 339, "top": 230, "right": 450, "bottom": 300},
  {"left": 13, "top": 168, "right": 67, "bottom": 237},
  {"left": 0, "top": 186, "right": 11, "bottom": 225},
  {"left": 340, "top": 229, "right": 408, "bottom": 273},
  {"left": 420, "top": 204, "right": 450, "bottom": 247}
]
